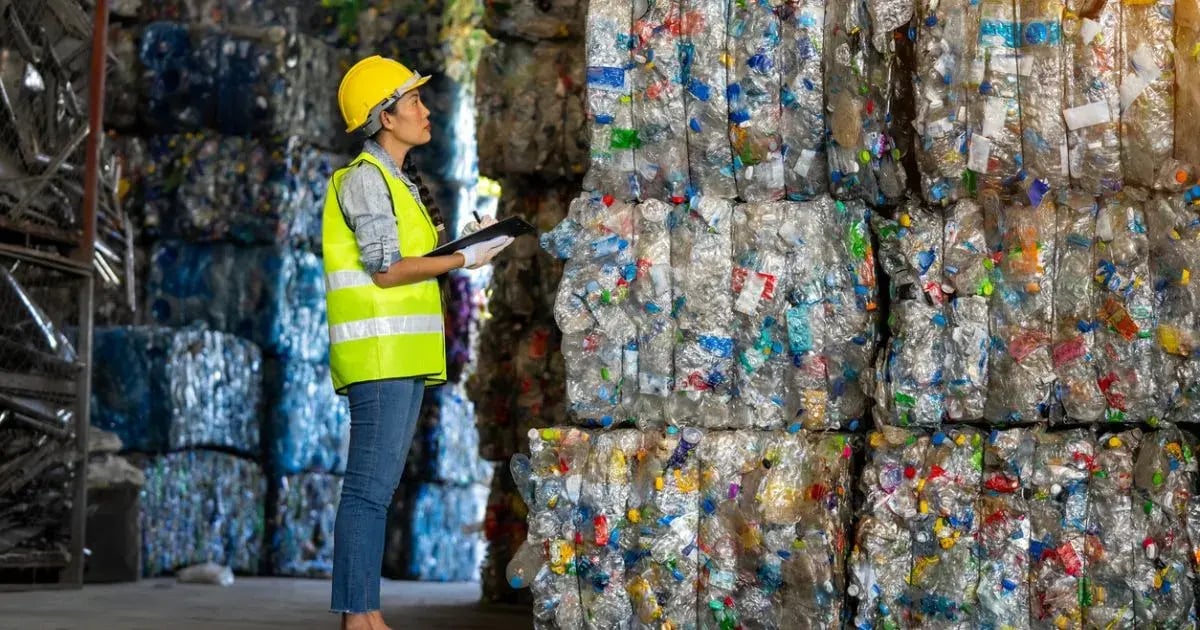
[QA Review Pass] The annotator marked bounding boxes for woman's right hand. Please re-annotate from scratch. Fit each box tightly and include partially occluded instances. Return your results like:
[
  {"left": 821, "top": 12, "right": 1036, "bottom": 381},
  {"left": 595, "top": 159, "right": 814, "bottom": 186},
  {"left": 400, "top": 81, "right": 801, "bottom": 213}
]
[{"left": 457, "top": 235, "right": 514, "bottom": 269}]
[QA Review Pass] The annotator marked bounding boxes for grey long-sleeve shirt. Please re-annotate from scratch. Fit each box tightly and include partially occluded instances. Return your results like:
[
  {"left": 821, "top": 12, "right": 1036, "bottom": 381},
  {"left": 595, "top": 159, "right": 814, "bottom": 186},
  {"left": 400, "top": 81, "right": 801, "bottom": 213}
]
[{"left": 335, "top": 140, "right": 426, "bottom": 274}]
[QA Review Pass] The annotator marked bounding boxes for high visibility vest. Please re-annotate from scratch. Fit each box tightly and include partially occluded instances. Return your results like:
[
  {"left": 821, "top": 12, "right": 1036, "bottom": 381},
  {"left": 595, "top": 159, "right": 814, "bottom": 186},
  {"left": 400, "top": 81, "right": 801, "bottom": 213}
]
[{"left": 322, "top": 151, "right": 446, "bottom": 393}]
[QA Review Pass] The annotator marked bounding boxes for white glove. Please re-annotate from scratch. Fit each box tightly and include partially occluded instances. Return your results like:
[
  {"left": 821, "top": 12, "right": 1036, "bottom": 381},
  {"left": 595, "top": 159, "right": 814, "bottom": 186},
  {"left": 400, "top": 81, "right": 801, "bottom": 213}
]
[
  {"left": 461, "top": 214, "right": 497, "bottom": 236},
  {"left": 458, "top": 235, "right": 514, "bottom": 269}
]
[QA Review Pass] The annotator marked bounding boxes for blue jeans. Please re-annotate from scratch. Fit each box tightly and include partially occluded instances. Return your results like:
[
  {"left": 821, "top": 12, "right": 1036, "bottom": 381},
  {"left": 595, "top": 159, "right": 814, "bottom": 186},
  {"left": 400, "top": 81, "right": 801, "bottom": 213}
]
[{"left": 330, "top": 378, "right": 425, "bottom": 614}]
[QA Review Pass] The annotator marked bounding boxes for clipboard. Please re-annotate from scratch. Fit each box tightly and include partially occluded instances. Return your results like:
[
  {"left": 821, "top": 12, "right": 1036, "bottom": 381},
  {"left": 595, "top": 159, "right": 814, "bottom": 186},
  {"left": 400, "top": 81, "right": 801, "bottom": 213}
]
[{"left": 428, "top": 216, "right": 537, "bottom": 258}]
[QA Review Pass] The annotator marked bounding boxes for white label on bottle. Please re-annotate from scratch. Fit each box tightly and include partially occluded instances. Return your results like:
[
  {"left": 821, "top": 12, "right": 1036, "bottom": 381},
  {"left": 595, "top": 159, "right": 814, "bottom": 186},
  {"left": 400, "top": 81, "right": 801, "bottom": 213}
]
[
  {"left": 982, "top": 97, "right": 1007, "bottom": 138},
  {"left": 968, "top": 134, "right": 993, "bottom": 172},
  {"left": 793, "top": 149, "right": 817, "bottom": 176},
  {"left": 1120, "top": 73, "right": 1149, "bottom": 112},
  {"left": 735, "top": 273, "right": 766, "bottom": 315},
  {"left": 1131, "top": 45, "right": 1162, "bottom": 83},
  {"left": 1063, "top": 101, "right": 1112, "bottom": 130},
  {"left": 1080, "top": 18, "right": 1102, "bottom": 44}
]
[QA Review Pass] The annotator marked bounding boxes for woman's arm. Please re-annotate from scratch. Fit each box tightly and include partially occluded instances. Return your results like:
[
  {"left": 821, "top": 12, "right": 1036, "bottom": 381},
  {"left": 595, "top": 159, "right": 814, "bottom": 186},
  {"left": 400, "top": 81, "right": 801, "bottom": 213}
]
[{"left": 372, "top": 253, "right": 466, "bottom": 288}]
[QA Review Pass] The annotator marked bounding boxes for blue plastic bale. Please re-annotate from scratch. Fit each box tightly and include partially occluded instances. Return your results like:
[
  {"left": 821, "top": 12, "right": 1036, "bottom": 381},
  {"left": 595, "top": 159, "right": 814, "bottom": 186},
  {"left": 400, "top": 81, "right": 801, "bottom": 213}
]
[
  {"left": 147, "top": 241, "right": 327, "bottom": 361},
  {"left": 271, "top": 472, "right": 341, "bottom": 577},
  {"left": 407, "top": 384, "right": 493, "bottom": 486},
  {"left": 401, "top": 483, "right": 490, "bottom": 582},
  {"left": 267, "top": 358, "right": 349, "bottom": 475},
  {"left": 91, "top": 326, "right": 262, "bottom": 454},
  {"left": 139, "top": 451, "right": 265, "bottom": 576}
]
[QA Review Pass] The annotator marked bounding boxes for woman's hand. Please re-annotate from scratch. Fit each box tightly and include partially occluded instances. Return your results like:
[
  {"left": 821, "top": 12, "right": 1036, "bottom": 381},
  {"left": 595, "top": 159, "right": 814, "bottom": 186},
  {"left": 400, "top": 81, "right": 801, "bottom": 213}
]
[
  {"left": 457, "top": 235, "right": 514, "bottom": 269},
  {"left": 461, "top": 214, "right": 498, "bottom": 236}
]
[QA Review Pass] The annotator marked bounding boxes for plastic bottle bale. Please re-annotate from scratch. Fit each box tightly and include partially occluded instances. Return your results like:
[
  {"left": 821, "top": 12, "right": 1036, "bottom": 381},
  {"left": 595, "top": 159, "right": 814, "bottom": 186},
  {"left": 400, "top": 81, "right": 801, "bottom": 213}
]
[
  {"left": 407, "top": 384, "right": 493, "bottom": 485},
  {"left": 905, "top": 426, "right": 983, "bottom": 628},
  {"left": 850, "top": 427, "right": 930, "bottom": 628},
  {"left": 912, "top": 0, "right": 973, "bottom": 205},
  {"left": 271, "top": 473, "right": 340, "bottom": 577},
  {"left": 583, "top": 0, "right": 638, "bottom": 200},
  {"left": 1176, "top": 0, "right": 1200, "bottom": 167},
  {"left": 1029, "top": 429, "right": 1093, "bottom": 628},
  {"left": 1061, "top": 0, "right": 1122, "bottom": 195},
  {"left": 518, "top": 428, "right": 591, "bottom": 628},
  {"left": 402, "top": 483, "right": 491, "bottom": 582},
  {"left": 1148, "top": 194, "right": 1200, "bottom": 424},
  {"left": 976, "top": 427, "right": 1034, "bottom": 629},
  {"left": 782, "top": 432, "right": 856, "bottom": 628},
  {"left": 548, "top": 196, "right": 639, "bottom": 428},
  {"left": 965, "top": 0, "right": 1023, "bottom": 197},
  {"left": 148, "top": 242, "right": 329, "bottom": 362},
  {"left": 943, "top": 199, "right": 991, "bottom": 421},
  {"left": 731, "top": 202, "right": 796, "bottom": 430},
  {"left": 577, "top": 430, "right": 644, "bottom": 627},
  {"left": 870, "top": 202, "right": 948, "bottom": 428},
  {"left": 821, "top": 197, "right": 879, "bottom": 428},
  {"left": 480, "top": 464, "right": 533, "bottom": 606},
  {"left": 727, "top": 0, "right": 785, "bottom": 202},
  {"left": 1119, "top": 0, "right": 1175, "bottom": 189},
  {"left": 679, "top": 0, "right": 737, "bottom": 198},
  {"left": 1130, "top": 428, "right": 1198, "bottom": 626},
  {"left": 778, "top": 0, "right": 827, "bottom": 201},
  {"left": 476, "top": 41, "right": 588, "bottom": 181},
  {"left": 983, "top": 201, "right": 1056, "bottom": 424},
  {"left": 631, "top": 0, "right": 691, "bottom": 203},
  {"left": 92, "top": 326, "right": 263, "bottom": 455},
  {"left": 1093, "top": 191, "right": 1160, "bottom": 424},
  {"left": 625, "top": 427, "right": 704, "bottom": 628},
  {"left": 106, "top": 26, "right": 143, "bottom": 130},
  {"left": 138, "top": 451, "right": 265, "bottom": 576},
  {"left": 697, "top": 430, "right": 765, "bottom": 630},
  {"left": 267, "top": 359, "right": 348, "bottom": 476},
  {"left": 1083, "top": 429, "right": 1140, "bottom": 629},
  {"left": 1051, "top": 191, "right": 1105, "bottom": 423},
  {"left": 483, "top": 0, "right": 585, "bottom": 40},
  {"left": 824, "top": 0, "right": 909, "bottom": 205},
  {"left": 631, "top": 200, "right": 675, "bottom": 426},
  {"left": 670, "top": 197, "right": 735, "bottom": 428},
  {"left": 781, "top": 198, "right": 836, "bottom": 431},
  {"left": 1016, "top": 0, "right": 1069, "bottom": 192}
]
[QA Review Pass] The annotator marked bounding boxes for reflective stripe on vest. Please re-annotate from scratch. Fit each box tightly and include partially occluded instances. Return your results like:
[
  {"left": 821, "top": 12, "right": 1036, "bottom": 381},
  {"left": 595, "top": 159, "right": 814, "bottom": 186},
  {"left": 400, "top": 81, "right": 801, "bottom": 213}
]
[
  {"left": 329, "top": 314, "right": 444, "bottom": 344},
  {"left": 322, "top": 151, "right": 447, "bottom": 392}
]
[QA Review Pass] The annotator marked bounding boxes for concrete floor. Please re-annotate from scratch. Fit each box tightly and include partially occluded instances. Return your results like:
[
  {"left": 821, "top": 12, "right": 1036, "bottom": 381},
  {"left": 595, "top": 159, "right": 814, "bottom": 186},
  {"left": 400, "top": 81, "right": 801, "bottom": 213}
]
[{"left": 0, "top": 578, "right": 531, "bottom": 630}]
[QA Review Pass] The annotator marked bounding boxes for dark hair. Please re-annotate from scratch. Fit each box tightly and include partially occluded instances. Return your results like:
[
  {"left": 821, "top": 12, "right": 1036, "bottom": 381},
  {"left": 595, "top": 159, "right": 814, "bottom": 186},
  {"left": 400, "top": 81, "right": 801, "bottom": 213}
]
[{"left": 373, "top": 101, "right": 447, "bottom": 244}]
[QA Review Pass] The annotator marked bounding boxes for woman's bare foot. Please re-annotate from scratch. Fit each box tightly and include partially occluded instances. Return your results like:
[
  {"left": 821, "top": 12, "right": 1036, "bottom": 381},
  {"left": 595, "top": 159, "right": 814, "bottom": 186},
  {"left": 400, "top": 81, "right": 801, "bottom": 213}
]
[
  {"left": 369, "top": 611, "right": 393, "bottom": 630},
  {"left": 340, "top": 612, "right": 374, "bottom": 630}
]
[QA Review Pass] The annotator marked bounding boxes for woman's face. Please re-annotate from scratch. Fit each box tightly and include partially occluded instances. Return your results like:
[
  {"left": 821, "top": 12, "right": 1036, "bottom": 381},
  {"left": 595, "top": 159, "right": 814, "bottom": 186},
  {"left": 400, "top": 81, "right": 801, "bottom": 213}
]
[{"left": 379, "top": 89, "right": 432, "bottom": 147}]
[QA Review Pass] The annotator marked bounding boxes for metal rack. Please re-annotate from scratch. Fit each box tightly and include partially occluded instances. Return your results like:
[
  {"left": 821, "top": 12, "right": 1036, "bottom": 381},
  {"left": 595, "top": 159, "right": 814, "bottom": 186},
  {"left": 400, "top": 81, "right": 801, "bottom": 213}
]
[{"left": 0, "top": 0, "right": 111, "bottom": 590}]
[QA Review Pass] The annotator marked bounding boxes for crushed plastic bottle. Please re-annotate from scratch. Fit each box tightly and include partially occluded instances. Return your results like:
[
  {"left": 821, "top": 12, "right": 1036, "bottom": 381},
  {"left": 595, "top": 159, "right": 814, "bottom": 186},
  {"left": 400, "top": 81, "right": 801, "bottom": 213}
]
[
  {"left": 727, "top": 0, "right": 785, "bottom": 202},
  {"left": 578, "top": 430, "right": 643, "bottom": 627},
  {"left": 176, "top": 561, "right": 235, "bottom": 586},
  {"left": 944, "top": 199, "right": 991, "bottom": 421},
  {"left": 671, "top": 196, "right": 735, "bottom": 427},
  {"left": 984, "top": 200, "right": 1055, "bottom": 424},
  {"left": 966, "top": 0, "right": 1023, "bottom": 196},
  {"left": 631, "top": 0, "right": 690, "bottom": 202},
  {"left": 631, "top": 199, "right": 675, "bottom": 425},
  {"left": 1094, "top": 191, "right": 1160, "bottom": 424},
  {"left": 1149, "top": 193, "right": 1200, "bottom": 424},
  {"left": 1029, "top": 429, "right": 1093, "bottom": 628},
  {"left": 1131, "top": 428, "right": 1197, "bottom": 626},
  {"left": 679, "top": 0, "right": 737, "bottom": 197},
  {"left": 1085, "top": 429, "right": 1141, "bottom": 629},
  {"left": 732, "top": 202, "right": 794, "bottom": 429},
  {"left": 584, "top": 0, "right": 639, "bottom": 199},
  {"left": 976, "top": 427, "right": 1034, "bottom": 629},
  {"left": 1062, "top": 0, "right": 1122, "bottom": 194},
  {"left": 779, "top": 0, "right": 828, "bottom": 200},
  {"left": 907, "top": 426, "right": 983, "bottom": 627},
  {"left": 1120, "top": 0, "right": 1175, "bottom": 189},
  {"left": 1051, "top": 191, "right": 1106, "bottom": 423},
  {"left": 824, "top": 0, "right": 909, "bottom": 206},
  {"left": 850, "top": 427, "right": 929, "bottom": 629},
  {"left": 913, "top": 0, "right": 972, "bottom": 204},
  {"left": 1017, "top": 0, "right": 1069, "bottom": 192},
  {"left": 871, "top": 201, "right": 948, "bottom": 428}
]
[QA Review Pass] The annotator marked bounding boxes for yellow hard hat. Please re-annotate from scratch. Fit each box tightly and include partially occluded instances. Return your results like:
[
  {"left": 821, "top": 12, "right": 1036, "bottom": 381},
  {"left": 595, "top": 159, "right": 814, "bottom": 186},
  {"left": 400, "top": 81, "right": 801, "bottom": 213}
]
[{"left": 337, "top": 55, "right": 431, "bottom": 135}]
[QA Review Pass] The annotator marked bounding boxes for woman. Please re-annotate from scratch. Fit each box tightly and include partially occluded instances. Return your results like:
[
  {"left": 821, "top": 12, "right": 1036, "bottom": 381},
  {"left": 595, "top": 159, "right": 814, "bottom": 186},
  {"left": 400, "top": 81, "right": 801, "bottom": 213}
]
[{"left": 323, "top": 56, "right": 511, "bottom": 630}]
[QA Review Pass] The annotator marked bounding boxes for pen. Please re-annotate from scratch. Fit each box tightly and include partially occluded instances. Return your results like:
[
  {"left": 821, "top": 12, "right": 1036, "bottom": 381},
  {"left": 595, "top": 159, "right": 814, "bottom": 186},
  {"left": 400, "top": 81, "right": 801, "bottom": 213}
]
[{"left": 472, "top": 211, "right": 482, "bottom": 224}]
